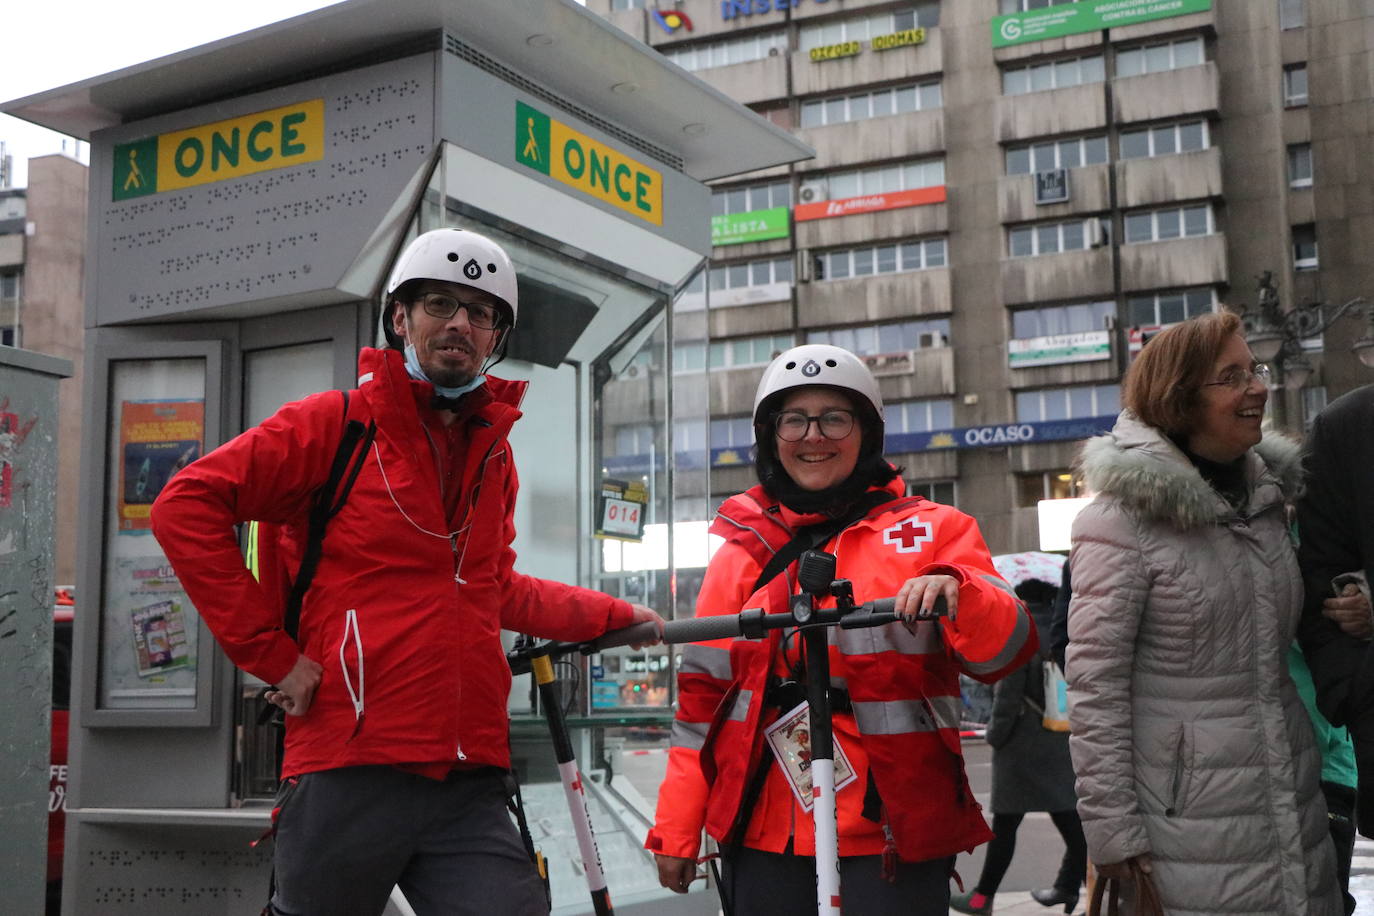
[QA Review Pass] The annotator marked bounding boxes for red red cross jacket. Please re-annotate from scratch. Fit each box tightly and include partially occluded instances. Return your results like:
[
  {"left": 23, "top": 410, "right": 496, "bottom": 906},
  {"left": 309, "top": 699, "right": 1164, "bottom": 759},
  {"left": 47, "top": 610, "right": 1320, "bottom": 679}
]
[
  {"left": 645, "top": 478, "right": 1037, "bottom": 863},
  {"left": 151, "top": 347, "right": 635, "bottom": 777}
]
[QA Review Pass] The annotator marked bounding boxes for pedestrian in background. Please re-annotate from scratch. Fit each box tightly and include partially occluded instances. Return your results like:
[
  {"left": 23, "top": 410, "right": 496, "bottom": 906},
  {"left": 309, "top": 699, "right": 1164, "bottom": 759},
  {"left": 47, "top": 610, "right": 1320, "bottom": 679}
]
[
  {"left": 1297, "top": 383, "right": 1374, "bottom": 844},
  {"left": 950, "top": 574, "right": 1086, "bottom": 916},
  {"left": 1067, "top": 311, "right": 1340, "bottom": 914}
]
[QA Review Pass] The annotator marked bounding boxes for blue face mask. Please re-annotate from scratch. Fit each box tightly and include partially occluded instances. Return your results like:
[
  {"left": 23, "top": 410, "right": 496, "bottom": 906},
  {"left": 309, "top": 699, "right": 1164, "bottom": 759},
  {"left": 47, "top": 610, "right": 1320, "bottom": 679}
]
[{"left": 403, "top": 343, "right": 486, "bottom": 399}]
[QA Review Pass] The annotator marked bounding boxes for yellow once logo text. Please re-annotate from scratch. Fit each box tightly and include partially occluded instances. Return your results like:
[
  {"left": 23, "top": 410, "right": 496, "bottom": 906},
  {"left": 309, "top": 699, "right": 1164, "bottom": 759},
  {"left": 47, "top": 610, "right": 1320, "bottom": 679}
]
[
  {"left": 548, "top": 120, "right": 662, "bottom": 226},
  {"left": 156, "top": 100, "right": 325, "bottom": 192}
]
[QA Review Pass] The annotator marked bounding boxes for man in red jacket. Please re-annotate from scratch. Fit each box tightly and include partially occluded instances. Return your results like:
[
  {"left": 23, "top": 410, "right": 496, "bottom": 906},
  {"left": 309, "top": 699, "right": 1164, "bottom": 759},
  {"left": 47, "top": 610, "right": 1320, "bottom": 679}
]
[{"left": 151, "top": 228, "right": 661, "bottom": 916}]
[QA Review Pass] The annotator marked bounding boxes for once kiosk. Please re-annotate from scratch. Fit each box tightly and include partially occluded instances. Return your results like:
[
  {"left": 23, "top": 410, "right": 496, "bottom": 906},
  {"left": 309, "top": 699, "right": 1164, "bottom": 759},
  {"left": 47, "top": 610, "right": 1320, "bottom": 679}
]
[{"left": 2, "top": 2, "right": 809, "bottom": 912}]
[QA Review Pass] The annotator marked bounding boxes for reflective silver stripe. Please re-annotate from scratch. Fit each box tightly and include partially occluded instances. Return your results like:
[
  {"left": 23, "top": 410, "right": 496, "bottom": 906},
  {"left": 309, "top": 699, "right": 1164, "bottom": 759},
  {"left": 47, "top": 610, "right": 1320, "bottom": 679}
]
[
  {"left": 851, "top": 695, "right": 962, "bottom": 735},
  {"left": 852, "top": 699, "right": 935, "bottom": 735},
  {"left": 981, "top": 573, "right": 1017, "bottom": 596},
  {"left": 671, "top": 719, "right": 708, "bottom": 751},
  {"left": 835, "top": 619, "right": 941, "bottom": 656},
  {"left": 958, "top": 603, "right": 1032, "bottom": 675},
  {"left": 728, "top": 688, "right": 753, "bottom": 722},
  {"left": 680, "top": 643, "right": 732, "bottom": 680}
]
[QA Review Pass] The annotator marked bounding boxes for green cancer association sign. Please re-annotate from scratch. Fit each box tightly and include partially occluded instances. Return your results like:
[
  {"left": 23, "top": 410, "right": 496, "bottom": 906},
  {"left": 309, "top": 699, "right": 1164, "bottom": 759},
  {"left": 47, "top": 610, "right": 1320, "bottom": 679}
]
[{"left": 992, "top": 0, "right": 1211, "bottom": 48}]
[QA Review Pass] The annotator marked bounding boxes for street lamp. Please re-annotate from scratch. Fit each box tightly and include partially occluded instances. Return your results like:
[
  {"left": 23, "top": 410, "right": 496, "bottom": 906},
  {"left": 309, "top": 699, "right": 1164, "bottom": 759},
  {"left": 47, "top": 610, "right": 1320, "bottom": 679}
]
[{"left": 1236, "top": 271, "right": 1369, "bottom": 390}]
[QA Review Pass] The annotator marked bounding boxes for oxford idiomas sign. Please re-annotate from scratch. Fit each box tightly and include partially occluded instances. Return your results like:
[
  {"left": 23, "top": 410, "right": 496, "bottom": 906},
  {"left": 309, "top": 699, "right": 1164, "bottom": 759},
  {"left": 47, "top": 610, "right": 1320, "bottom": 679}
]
[{"left": 992, "top": 0, "right": 1211, "bottom": 48}]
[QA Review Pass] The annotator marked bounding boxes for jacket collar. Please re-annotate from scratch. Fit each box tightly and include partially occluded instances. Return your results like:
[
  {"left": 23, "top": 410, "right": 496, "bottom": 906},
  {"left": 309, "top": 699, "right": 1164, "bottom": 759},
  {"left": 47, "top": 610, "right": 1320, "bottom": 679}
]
[
  {"left": 1077, "top": 409, "right": 1302, "bottom": 529},
  {"left": 719, "top": 475, "right": 911, "bottom": 535}
]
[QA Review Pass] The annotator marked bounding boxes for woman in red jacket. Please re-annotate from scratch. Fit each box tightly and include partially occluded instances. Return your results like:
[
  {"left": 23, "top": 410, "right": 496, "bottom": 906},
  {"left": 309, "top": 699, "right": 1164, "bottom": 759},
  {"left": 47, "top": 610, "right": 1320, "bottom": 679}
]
[{"left": 646, "top": 345, "right": 1037, "bottom": 914}]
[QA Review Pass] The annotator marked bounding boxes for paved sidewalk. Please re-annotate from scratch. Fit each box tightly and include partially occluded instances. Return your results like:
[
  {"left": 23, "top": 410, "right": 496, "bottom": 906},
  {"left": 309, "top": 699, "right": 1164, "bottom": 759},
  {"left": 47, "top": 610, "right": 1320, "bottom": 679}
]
[{"left": 959, "top": 890, "right": 1079, "bottom": 914}]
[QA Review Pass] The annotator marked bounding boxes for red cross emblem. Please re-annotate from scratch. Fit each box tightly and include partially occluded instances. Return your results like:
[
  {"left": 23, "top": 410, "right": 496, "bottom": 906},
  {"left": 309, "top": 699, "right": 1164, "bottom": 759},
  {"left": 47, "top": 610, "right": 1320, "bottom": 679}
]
[{"left": 883, "top": 518, "right": 933, "bottom": 554}]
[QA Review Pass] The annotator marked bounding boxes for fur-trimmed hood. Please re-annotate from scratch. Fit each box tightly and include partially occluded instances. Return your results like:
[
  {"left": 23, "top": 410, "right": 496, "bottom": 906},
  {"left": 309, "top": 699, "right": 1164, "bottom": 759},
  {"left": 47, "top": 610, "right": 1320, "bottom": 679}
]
[{"left": 1076, "top": 410, "right": 1302, "bottom": 530}]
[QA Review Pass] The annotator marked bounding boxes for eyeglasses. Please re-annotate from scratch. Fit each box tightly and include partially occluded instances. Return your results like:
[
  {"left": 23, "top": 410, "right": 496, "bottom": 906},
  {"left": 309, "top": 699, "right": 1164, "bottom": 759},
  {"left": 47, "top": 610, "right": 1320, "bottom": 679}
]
[
  {"left": 414, "top": 292, "right": 502, "bottom": 330},
  {"left": 774, "top": 409, "right": 857, "bottom": 442},
  {"left": 1202, "top": 363, "right": 1272, "bottom": 391}
]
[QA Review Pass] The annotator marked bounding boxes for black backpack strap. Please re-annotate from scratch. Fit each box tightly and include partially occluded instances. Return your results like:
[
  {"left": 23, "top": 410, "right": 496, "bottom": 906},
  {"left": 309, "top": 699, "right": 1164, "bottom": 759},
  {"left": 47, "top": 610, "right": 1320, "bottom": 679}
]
[
  {"left": 750, "top": 489, "right": 898, "bottom": 594},
  {"left": 282, "top": 390, "right": 377, "bottom": 641}
]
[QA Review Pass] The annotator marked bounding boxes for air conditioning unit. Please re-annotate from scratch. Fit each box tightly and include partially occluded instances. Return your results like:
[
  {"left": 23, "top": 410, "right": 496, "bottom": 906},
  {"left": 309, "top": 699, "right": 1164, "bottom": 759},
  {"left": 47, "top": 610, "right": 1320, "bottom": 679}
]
[
  {"left": 1087, "top": 218, "right": 1107, "bottom": 248},
  {"left": 799, "top": 180, "right": 829, "bottom": 204},
  {"left": 917, "top": 332, "right": 946, "bottom": 349},
  {"left": 863, "top": 350, "right": 916, "bottom": 378}
]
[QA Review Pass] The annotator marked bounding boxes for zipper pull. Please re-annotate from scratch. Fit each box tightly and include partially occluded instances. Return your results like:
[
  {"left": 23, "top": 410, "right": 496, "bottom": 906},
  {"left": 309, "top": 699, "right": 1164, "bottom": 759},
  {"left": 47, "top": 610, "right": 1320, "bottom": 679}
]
[
  {"left": 455, "top": 743, "right": 467, "bottom": 762},
  {"left": 451, "top": 534, "right": 466, "bottom": 585}
]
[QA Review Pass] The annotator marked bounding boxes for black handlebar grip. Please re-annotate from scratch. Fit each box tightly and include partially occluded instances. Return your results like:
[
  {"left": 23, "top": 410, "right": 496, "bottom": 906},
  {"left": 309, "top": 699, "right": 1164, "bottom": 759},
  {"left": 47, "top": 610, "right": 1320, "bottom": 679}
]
[
  {"left": 661, "top": 615, "right": 744, "bottom": 644},
  {"left": 590, "top": 620, "right": 663, "bottom": 651}
]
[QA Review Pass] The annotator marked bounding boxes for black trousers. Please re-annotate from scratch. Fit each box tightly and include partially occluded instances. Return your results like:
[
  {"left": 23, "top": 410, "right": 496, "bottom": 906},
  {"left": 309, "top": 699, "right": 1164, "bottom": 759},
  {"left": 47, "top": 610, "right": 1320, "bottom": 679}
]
[
  {"left": 268, "top": 765, "right": 547, "bottom": 916},
  {"left": 975, "top": 810, "right": 1087, "bottom": 897},
  {"left": 720, "top": 844, "right": 952, "bottom": 915}
]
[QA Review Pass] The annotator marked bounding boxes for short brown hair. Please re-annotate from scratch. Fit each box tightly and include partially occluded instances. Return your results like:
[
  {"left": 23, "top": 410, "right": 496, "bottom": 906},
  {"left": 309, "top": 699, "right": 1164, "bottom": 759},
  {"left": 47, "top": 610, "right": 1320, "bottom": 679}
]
[{"left": 1123, "top": 310, "right": 1242, "bottom": 436}]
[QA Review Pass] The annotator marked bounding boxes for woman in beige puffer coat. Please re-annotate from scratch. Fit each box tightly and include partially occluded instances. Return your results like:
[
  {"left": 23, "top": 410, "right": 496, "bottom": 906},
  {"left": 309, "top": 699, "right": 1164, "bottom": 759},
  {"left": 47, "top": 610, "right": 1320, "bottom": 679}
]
[{"left": 1067, "top": 312, "right": 1339, "bottom": 915}]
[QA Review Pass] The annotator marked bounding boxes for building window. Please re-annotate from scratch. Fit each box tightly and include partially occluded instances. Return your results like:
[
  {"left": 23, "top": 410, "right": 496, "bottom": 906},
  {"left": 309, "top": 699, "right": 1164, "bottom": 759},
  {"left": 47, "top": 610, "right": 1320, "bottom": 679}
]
[
  {"left": 827, "top": 158, "right": 945, "bottom": 200},
  {"left": 674, "top": 333, "right": 794, "bottom": 374},
  {"left": 1007, "top": 218, "right": 1106, "bottom": 257},
  {"left": 1001, "top": 0, "right": 1082, "bottom": 12},
  {"left": 713, "top": 180, "right": 791, "bottom": 216},
  {"left": 1302, "top": 386, "right": 1327, "bottom": 431},
  {"left": 613, "top": 423, "right": 655, "bottom": 455},
  {"left": 611, "top": 0, "right": 647, "bottom": 8},
  {"left": 800, "top": 3, "right": 939, "bottom": 50},
  {"left": 1123, "top": 203, "right": 1213, "bottom": 244},
  {"left": 1116, "top": 36, "right": 1205, "bottom": 78},
  {"left": 708, "top": 256, "right": 794, "bottom": 293},
  {"left": 1288, "top": 144, "right": 1313, "bottom": 188},
  {"left": 909, "top": 479, "right": 958, "bottom": 507},
  {"left": 807, "top": 319, "right": 951, "bottom": 356},
  {"left": 751, "top": 103, "right": 795, "bottom": 131},
  {"left": 1012, "top": 300, "right": 1115, "bottom": 339},
  {"left": 801, "top": 80, "right": 942, "bottom": 128},
  {"left": 1284, "top": 64, "right": 1309, "bottom": 107},
  {"left": 1126, "top": 287, "right": 1217, "bottom": 327},
  {"left": 1293, "top": 224, "right": 1319, "bottom": 271},
  {"left": 1118, "top": 120, "right": 1209, "bottom": 160},
  {"left": 663, "top": 31, "right": 788, "bottom": 73},
  {"left": 1016, "top": 470, "right": 1087, "bottom": 507},
  {"left": 1279, "top": 0, "right": 1305, "bottom": 30},
  {"left": 1016, "top": 383, "right": 1121, "bottom": 423},
  {"left": 888, "top": 398, "right": 955, "bottom": 434},
  {"left": 1005, "top": 135, "right": 1107, "bottom": 175},
  {"left": 1002, "top": 54, "right": 1105, "bottom": 95},
  {"left": 710, "top": 416, "right": 754, "bottom": 449},
  {"left": 814, "top": 237, "right": 947, "bottom": 280}
]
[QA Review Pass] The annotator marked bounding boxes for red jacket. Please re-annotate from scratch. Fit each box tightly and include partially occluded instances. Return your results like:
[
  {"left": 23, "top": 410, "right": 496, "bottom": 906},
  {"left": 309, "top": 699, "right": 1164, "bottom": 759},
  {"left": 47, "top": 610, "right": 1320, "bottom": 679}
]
[
  {"left": 151, "top": 347, "right": 635, "bottom": 777},
  {"left": 646, "top": 479, "right": 1036, "bottom": 863}
]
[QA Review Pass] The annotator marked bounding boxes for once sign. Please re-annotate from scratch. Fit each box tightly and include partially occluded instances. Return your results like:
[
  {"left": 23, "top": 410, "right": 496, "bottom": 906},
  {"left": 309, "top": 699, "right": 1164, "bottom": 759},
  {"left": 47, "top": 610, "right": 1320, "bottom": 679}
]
[
  {"left": 113, "top": 100, "right": 325, "bottom": 201},
  {"left": 515, "top": 101, "right": 663, "bottom": 226}
]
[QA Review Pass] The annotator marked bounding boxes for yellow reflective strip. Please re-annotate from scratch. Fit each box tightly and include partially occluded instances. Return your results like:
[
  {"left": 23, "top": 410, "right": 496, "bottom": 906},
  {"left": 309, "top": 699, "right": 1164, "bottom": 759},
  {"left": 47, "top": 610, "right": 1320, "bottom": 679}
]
[
  {"left": 531, "top": 654, "right": 555, "bottom": 685},
  {"left": 246, "top": 520, "right": 260, "bottom": 581}
]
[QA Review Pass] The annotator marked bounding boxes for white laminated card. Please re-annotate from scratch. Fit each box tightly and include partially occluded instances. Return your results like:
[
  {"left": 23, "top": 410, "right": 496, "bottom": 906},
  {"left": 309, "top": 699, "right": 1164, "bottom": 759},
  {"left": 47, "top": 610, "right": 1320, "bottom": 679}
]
[{"left": 763, "top": 700, "right": 858, "bottom": 811}]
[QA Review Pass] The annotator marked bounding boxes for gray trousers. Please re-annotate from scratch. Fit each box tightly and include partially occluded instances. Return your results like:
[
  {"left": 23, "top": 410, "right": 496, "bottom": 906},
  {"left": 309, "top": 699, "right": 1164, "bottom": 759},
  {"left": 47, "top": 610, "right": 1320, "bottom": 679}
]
[{"left": 269, "top": 765, "right": 548, "bottom": 916}]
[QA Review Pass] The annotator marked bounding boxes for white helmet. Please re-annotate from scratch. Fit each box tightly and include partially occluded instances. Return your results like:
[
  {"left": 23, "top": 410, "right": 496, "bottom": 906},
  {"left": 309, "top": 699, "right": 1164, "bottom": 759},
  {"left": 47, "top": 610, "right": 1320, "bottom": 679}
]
[
  {"left": 385, "top": 228, "right": 518, "bottom": 326},
  {"left": 752, "top": 344, "right": 883, "bottom": 427}
]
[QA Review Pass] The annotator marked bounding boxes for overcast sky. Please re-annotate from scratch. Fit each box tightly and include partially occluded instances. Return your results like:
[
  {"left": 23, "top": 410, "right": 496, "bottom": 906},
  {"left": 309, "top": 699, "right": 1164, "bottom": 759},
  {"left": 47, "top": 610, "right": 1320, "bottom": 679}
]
[{"left": 0, "top": 0, "right": 345, "bottom": 189}]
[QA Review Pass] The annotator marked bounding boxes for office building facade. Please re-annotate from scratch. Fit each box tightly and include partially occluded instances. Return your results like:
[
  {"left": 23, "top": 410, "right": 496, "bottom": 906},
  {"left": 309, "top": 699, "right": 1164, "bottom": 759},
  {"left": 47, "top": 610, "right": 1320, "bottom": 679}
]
[{"left": 594, "top": 0, "right": 1374, "bottom": 553}]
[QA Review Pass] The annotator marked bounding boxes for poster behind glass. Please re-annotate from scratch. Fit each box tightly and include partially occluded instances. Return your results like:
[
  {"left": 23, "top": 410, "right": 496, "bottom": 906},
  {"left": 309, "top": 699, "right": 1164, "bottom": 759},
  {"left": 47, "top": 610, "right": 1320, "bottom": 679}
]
[{"left": 99, "top": 359, "right": 206, "bottom": 709}]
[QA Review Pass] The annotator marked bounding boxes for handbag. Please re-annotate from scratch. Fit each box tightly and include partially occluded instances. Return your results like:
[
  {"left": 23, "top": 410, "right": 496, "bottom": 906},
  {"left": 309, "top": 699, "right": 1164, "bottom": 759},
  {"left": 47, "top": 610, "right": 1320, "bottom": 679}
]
[{"left": 1087, "top": 859, "right": 1165, "bottom": 916}]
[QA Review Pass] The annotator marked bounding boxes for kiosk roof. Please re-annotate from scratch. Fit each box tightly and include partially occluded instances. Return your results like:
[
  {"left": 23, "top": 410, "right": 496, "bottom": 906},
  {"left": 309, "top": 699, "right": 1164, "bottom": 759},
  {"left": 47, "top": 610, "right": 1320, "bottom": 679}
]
[{"left": 0, "top": 0, "right": 812, "bottom": 182}]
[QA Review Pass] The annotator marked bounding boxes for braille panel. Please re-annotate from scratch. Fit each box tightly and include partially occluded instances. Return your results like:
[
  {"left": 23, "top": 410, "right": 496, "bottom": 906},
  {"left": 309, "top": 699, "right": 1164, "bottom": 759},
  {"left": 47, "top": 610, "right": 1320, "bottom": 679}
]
[
  {"left": 72, "top": 824, "right": 272, "bottom": 915},
  {"left": 93, "top": 54, "right": 436, "bottom": 325}
]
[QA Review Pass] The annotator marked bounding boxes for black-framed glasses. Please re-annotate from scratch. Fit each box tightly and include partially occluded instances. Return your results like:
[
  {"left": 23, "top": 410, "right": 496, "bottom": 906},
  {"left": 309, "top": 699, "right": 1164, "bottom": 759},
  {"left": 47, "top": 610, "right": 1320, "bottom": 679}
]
[
  {"left": 774, "top": 409, "right": 857, "bottom": 442},
  {"left": 1202, "top": 363, "right": 1272, "bottom": 391},
  {"left": 415, "top": 292, "right": 501, "bottom": 330}
]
